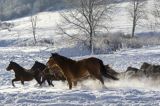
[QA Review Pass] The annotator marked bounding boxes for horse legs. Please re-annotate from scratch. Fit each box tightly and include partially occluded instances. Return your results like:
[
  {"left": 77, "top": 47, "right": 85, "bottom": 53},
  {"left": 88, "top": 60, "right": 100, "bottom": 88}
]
[
  {"left": 40, "top": 77, "right": 46, "bottom": 86},
  {"left": 20, "top": 77, "right": 24, "bottom": 85},
  {"left": 35, "top": 76, "right": 42, "bottom": 85},
  {"left": 12, "top": 78, "right": 20, "bottom": 87},
  {"left": 88, "top": 69, "right": 104, "bottom": 85},
  {"left": 46, "top": 79, "right": 54, "bottom": 87},
  {"left": 66, "top": 77, "right": 72, "bottom": 89},
  {"left": 21, "top": 80, "right": 24, "bottom": 85},
  {"left": 73, "top": 81, "right": 77, "bottom": 86},
  {"left": 96, "top": 75, "right": 104, "bottom": 85}
]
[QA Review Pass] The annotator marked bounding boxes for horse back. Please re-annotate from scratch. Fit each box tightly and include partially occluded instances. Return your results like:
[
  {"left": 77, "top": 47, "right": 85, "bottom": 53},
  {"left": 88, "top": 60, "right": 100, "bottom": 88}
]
[{"left": 76, "top": 57, "right": 102, "bottom": 75}]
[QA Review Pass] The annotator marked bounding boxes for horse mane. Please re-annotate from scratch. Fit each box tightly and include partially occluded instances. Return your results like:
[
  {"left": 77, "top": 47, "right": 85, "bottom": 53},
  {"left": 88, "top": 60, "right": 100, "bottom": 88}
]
[
  {"left": 31, "top": 61, "right": 46, "bottom": 69},
  {"left": 52, "top": 53, "right": 76, "bottom": 64}
]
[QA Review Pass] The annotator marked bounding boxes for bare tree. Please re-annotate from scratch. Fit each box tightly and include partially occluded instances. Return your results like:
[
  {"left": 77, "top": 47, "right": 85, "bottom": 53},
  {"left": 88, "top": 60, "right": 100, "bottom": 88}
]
[
  {"left": 58, "top": 0, "right": 114, "bottom": 54},
  {"left": 127, "top": 0, "right": 147, "bottom": 38},
  {"left": 151, "top": 0, "right": 160, "bottom": 29},
  {"left": 30, "top": 15, "right": 38, "bottom": 45}
]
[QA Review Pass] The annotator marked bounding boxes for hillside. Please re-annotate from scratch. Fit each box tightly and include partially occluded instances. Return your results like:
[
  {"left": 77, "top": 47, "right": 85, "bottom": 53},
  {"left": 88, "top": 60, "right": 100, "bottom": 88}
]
[
  {"left": 0, "top": 0, "right": 128, "bottom": 21},
  {"left": 0, "top": 0, "right": 68, "bottom": 21},
  {"left": 0, "top": 0, "right": 159, "bottom": 56}
]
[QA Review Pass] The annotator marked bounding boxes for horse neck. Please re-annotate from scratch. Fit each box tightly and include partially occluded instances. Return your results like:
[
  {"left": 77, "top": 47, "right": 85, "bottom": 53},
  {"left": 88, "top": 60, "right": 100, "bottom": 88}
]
[
  {"left": 55, "top": 56, "right": 76, "bottom": 68},
  {"left": 12, "top": 63, "right": 26, "bottom": 72},
  {"left": 31, "top": 64, "right": 40, "bottom": 70},
  {"left": 31, "top": 63, "right": 46, "bottom": 75}
]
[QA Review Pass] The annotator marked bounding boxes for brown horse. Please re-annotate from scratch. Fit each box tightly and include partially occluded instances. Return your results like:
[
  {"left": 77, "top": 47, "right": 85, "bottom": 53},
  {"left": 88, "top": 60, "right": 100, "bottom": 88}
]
[
  {"left": 46, "top": 53, "right": 118, "bottom": 89},
  {"left": 6, "top": 61, "right": 34, "bottom": 87}
]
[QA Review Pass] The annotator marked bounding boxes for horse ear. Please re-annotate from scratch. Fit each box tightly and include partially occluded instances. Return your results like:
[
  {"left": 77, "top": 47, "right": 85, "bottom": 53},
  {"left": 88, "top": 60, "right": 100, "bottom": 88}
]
[
  {"left": 10, "top": 61, "right": 14, "bottom": 64},
  {"left": 9, "top": 56, "right": 15, "bottom": 62},
  {"left": 35, "top": 61, "right": 38, "bottom": 63}
]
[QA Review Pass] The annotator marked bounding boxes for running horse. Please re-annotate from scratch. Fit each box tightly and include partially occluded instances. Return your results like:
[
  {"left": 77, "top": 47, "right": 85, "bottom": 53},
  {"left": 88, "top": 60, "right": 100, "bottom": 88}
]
[
  {"left": 6, "top": 61, "right": 34, "bottom": 87},
  {"left": 30, "top": 61, "right": 54, "bottom": 86},
  {"left": 31, "top": 61, "right": 65, "bottom": 86},
  {"left": 46, "top": 53, "right": 118, "bottom": 89}
]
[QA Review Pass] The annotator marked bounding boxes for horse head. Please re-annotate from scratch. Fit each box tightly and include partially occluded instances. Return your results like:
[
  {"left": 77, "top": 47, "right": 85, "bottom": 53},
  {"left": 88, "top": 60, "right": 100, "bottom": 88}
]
[
  {"left": 46, "top": 53, "right": 60, "bottom": 69},
  {"left": 6, "top": 61, "right": 15, "bottom": 71},
  {"left": 140, "top": 62, "right": 151, "bottom": 70}
]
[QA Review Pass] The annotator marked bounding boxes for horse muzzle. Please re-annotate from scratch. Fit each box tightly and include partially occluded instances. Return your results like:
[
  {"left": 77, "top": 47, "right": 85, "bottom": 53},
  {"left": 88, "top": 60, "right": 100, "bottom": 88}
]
[{"left": 6, "top": 67, "right": 10, "bottom": 71}]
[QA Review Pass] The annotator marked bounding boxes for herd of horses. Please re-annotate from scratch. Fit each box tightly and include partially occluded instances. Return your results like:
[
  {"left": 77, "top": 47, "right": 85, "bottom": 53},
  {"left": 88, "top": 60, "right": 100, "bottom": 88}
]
[{"left": 6, "top": 53, "right": 160, "bottom": 89}]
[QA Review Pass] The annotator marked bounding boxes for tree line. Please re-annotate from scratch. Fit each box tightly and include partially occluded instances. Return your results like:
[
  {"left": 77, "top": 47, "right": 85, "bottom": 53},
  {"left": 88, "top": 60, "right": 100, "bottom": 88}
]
[
  {"left": 58, "top": 0, "right": 160, "bottom": 54},
  {"left": 1, "top": 0, "right": 160, "bottom": 54}
]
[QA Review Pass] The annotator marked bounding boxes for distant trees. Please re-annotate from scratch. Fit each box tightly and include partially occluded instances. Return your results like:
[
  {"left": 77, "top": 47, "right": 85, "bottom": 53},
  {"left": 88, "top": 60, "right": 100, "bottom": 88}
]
[
  {"left": 58, "top": 0, "right": 114, "bottom": 54},
  {"left": 127, "top": 0, "right": 147, "bottom": 38},
  {"left": 151, "top": 0, "right": 160, "bottom": 30}
]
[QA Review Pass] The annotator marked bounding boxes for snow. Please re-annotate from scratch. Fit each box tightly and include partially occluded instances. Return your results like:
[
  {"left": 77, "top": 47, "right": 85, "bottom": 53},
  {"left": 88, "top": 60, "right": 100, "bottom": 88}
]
[{"left": 0, "top": 46, "right": 159, "bottom": 105}]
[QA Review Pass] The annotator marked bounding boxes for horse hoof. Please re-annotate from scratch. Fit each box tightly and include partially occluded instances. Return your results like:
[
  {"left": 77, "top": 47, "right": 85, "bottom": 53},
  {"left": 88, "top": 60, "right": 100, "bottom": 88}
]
[
  {"left": 50, "top": 84, "right": 54, "bottom": 87},
  {"left": 102, "top": 85, "right": 108, "bottom": 89}
]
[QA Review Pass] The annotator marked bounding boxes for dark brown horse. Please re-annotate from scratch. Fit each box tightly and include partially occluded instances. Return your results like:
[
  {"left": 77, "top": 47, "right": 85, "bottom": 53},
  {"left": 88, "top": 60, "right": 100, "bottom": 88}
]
[
  {"left": 30, "top": 61, "right": 54, "bottom": 86},
  {"left": 46, "top": 53, "right": 118, "bottom": 89},
  {"left": 31, "top": 61, "right": 66, "bottom": 86},
  {"left": 126, "top": 66, "right": 139, "bottom": 73},
  {"left": 140, "top": 62, "right": 160, "bottom": 78},
  {"left": 6, "top": 61, "right": 34, "bottom": 87}
]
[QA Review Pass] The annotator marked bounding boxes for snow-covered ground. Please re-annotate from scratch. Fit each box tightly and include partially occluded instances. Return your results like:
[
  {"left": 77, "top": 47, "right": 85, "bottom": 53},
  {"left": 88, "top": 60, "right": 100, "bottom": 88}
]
[
  {"left": 0, "top": 46, "right": 160, "bottom": 105},
  {"left": 0, "top": 0, "right": 160, "bottom": 105}
]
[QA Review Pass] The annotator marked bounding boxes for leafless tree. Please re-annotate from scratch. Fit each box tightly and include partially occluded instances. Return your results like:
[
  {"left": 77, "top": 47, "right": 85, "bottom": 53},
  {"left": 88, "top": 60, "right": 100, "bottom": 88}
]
[
  {"left": 30, "top": 15, "right": 38, "bottom": 45},
  {"left": 58, "top": 0, "right": 114, "bottom": 54},
  {"left": 127, "top": 0, "right": 147, "bottom": 38},
  {"left": 151, "top": 0, "right": 160, "bottom": 30}
]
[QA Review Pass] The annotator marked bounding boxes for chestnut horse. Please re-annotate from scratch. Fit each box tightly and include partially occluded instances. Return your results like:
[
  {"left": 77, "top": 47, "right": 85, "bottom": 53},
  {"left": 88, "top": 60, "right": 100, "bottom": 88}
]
[
  {"left": 46, "top": 53, "right": 118, "bottom": 89},
  {"left": 6, "top": 61, "right": 34, "bottom": 87}
]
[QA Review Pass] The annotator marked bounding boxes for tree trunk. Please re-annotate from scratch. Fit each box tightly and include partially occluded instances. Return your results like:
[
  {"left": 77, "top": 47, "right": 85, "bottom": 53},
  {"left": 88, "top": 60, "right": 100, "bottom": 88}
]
[
  {"left": 90, "top": 31, "right": 94, "bottom": 55},
  {"left": 33, "top": 29, "right": 37, "bottom": 45},
  {"left": 131, "top": 19, "right": 136, "bottom": 38},
  {"left": 131, "top": 2, "right": 137, "bottom": 38}
]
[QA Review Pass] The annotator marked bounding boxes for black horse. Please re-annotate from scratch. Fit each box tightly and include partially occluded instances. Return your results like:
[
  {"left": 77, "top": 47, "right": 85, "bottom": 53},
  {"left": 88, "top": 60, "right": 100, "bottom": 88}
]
[{"left": 30, "top": 61, "right": 54, "bottom": 86}]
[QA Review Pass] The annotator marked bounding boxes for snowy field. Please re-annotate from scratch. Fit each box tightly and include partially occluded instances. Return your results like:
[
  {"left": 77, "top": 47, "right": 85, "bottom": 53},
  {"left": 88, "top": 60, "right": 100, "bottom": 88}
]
[
  {"left": 0, "top": 46, "right": 160, "bottom": 105},
  {"left": 0, "top": 0, "right": 160, "bottom": 105}
]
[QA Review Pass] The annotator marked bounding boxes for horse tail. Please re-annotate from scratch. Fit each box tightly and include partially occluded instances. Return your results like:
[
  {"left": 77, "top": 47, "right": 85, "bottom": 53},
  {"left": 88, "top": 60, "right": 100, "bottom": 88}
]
[{"left": 99, "top": 60, "right": 119, "bottom": 80}]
